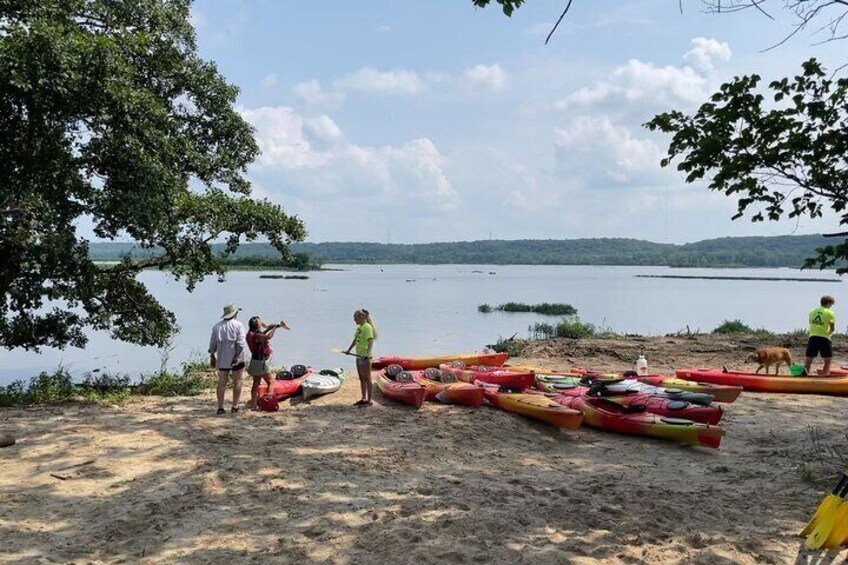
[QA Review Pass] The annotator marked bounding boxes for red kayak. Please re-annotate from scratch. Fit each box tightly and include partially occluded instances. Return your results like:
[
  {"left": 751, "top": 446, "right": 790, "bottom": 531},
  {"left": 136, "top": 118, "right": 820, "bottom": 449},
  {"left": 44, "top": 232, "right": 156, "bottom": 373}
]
[
  {"left": 552, "top": 395, "right": 724, "bottom": 448},
  {"left": 257, "top": 377, "right": 305, "bottom": 400},
  {"left": 410, "top": 371, "right": 484, "bottom": 406},
  {"left": 375, "top": 371, "right": 426, "bottom": 408},
  {"left": 439, "top": 364, "right": 535, "bottom": 390},
  {"left": 551, "top": 386, "right": 722, "bottom": 425},
  {"left": 371, "top": 352, "right": 509, "bottom": 371}
]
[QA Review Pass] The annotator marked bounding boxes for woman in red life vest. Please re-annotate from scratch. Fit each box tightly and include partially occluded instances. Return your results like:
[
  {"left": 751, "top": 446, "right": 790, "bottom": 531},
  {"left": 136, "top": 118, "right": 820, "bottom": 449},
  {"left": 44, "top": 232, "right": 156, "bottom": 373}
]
[{"left": 246, "top": 316, "right": 289, "bottom": 410}]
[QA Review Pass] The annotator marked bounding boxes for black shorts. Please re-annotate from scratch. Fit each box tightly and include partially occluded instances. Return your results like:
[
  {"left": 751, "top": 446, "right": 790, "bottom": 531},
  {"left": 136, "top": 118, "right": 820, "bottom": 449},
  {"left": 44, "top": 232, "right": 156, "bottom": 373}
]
[{"left": 806, "top": 336, "right": 833, "bottom": 359}]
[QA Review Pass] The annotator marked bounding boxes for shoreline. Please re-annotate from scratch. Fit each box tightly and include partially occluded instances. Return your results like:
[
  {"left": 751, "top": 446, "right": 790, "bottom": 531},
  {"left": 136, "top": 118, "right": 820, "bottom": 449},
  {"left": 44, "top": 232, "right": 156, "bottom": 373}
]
[
  {"left": 636, "top": 274, "right": 841, "bottom": 282},
  {"left": 3, "top": 332, "right": 846, "bottom": 388},
  {"left": 2, "top": 334, "right": 847, "bottom": 563}
]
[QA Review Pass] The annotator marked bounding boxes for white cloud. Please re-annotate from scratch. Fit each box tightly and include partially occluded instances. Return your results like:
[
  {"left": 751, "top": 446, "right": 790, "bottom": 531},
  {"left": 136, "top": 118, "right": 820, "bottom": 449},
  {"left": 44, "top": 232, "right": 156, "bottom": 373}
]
[
  {"left": 684, "top": 37, "right": 732, "bottom": 74},
  {"left": 553, "top": 116, "right": 666, "bottom": 188},
  {"left": 374, "top": 24, "right": 392, "bottom": 34},
  {"left": 424, "top": 71, "right": 451, "bottom": 84},
  {"left": 337, "top": 67, "right": 425, "bottom": 95},
  {"left": 261, "top": 73, "right": 278, "bottom": 89},
  {"left": 463, "top": 64, "right": 509, "bottom": 92},
  {"left": 555, "top": 37, "right": 732, "bottom": 113},
  {"left": 240, "top": 106, "right": 324, "bottom": 169},
  {"left": 304, "top": 115, "right": 343, "bottom": 144},
  {"left": 292, "top": 80, "right": 346, "bottom": 111},
  {"left": 240, "top": 106, "right": 457, "bottom": 212}
]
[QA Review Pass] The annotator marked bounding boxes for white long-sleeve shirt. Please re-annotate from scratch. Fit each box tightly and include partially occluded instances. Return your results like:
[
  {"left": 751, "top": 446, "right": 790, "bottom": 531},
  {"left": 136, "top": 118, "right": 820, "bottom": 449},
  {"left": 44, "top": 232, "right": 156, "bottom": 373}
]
[{"left": 208, "top": 318, "right": 248, "bottom": 370}]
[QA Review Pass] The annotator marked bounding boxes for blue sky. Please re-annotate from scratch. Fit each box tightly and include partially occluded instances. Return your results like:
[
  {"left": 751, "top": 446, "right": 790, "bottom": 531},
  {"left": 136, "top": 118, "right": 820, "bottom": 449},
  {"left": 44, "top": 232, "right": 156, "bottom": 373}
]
[{"left": 190, "top": 0, "right": 847, "bottom": 244}]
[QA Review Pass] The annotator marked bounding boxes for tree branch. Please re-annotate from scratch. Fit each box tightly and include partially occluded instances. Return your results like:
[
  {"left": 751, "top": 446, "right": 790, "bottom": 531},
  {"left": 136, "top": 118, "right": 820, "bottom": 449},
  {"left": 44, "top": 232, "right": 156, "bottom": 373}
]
[{"left": 545, "top": 0, "right": 574, "bottom": 45}]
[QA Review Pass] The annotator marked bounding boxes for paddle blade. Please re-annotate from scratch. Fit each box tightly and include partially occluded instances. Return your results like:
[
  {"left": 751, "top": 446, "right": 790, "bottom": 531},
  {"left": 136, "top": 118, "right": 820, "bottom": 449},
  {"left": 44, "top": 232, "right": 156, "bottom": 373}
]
[
  {"left": 805, "top": 496, "right": 843, "bottom": 549},
  {"left": 800, "top": 494, "right": 839, "bottom": 537},
  {"left": 801, "top": 471, "right": 848, "bottom": 539},
  {"left": 822, "top": 500, "right": 848, "bottom": 548},
  {"left": 801, "top": 495, "right": 839, "bottom": 536}
]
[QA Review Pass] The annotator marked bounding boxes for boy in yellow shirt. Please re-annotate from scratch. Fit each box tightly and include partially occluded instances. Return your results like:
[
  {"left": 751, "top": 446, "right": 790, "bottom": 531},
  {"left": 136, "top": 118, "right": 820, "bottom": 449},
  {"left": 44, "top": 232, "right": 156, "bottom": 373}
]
[{"left": 804, "top": 295, "right": 836, "bottom": 376}]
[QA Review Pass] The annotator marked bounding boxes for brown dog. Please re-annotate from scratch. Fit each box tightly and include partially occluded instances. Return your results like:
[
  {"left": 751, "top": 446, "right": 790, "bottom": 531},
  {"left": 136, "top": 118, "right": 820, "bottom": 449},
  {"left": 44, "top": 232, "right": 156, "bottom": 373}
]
[{"left": 747, "top": 347, "right": 793, "bottom": 375}]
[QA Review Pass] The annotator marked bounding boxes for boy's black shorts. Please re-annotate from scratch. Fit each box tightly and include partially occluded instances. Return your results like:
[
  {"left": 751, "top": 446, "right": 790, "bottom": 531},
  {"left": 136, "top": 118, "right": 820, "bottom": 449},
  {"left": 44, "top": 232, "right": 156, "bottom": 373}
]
[{"left": 806, "top": 336, "right": 833, "bottom": 359}]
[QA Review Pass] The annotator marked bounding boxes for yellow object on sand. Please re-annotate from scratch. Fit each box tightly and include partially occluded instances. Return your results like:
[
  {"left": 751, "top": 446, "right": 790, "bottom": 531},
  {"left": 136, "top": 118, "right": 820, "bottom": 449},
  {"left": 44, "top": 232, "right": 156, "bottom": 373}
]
[{"left": 802, "top": 471, "right": 848, "bottom": 549}]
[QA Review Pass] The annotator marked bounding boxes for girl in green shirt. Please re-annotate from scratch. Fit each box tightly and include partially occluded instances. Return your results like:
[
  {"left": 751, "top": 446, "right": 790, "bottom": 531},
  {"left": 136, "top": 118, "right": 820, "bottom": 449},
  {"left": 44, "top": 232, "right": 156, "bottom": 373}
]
[{"left": 346, "top": 309, "right": 377, "bottom": 406}]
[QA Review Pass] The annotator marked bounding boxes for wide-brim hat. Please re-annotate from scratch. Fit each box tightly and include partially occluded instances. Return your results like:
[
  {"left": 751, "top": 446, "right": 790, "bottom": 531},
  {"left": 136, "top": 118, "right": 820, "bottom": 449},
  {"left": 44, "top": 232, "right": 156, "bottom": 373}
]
[{"left": 222, "top": 304, "right": 241, "bottom": 319}]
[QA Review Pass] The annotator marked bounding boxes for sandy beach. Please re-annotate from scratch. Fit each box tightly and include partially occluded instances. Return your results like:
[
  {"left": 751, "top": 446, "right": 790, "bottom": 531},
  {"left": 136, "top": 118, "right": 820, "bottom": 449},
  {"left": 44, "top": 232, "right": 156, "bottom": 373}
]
[{"left": 2, "top": 334, "right": 848, "bottom": 564}]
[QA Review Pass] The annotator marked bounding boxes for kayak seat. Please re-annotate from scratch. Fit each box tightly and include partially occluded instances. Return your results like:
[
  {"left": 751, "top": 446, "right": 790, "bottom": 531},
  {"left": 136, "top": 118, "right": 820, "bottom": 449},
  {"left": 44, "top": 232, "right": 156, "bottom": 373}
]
[{"left": 661, "top": 417, "right": 695, "bottom": 426}]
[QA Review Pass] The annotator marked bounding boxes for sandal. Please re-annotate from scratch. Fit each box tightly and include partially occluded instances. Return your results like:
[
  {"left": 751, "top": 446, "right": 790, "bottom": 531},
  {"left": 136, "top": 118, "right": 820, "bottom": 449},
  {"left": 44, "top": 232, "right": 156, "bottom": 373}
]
[
  {"left": 353, "top": 400, "right": 367, "bottom": 406},
  {"left": 216, "top": 407, "right": 226, "bottom": 415},
  {"left": 357, "top": 400, "right": 373, "bottom": 407},
  {"left": 231, "top": 406, "right": 240, "bottom": 414}
]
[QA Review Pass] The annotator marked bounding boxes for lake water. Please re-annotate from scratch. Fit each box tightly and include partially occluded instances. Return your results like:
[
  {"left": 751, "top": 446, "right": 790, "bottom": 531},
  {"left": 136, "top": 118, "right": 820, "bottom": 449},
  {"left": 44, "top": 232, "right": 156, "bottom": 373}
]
[{"left": 0, "top": 264, "right": 842, "bottom": 385}]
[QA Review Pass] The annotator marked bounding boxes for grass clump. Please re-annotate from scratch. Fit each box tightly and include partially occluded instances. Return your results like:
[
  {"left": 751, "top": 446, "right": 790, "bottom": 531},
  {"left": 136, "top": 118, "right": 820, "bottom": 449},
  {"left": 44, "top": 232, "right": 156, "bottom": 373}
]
[
  {"left": 0, "top": 369, "right": 76, "bottom": 407},
  {"left": 138, "top": 370, "right": 212, "bottom": 396},
  {"left": 0, "top": 355, "right": 216, "bottom": 407},
  {"left": 483, "top": 302, "right": 577, "bottom": 316},
  {"left": 556, "top": 317, "right": 595, "bottom": 339},
  {"left": 530, "top": 322, "right": 556, "bottom": 340},
  {"left": 76, "top": 372, "right": 134, "bottom": 403},
  {"left": 712, "top": 319, "right": 775, "bottom": 336},
  {"left": 713, "top": 319, "right": 753, "bottom": 334},
  {"left": 528, "top": 317, "right": 595, "bottom": 340},
  {"left": 489, "top": 337, "right": 525, "bottom": 357},
  {"left": 797, "top": 427, "right": 848, "bottom": 486}
]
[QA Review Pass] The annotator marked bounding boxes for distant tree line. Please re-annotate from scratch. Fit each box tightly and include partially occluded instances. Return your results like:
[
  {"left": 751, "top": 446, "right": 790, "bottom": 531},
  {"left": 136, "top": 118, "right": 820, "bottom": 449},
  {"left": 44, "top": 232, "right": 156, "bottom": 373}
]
[{"left": 87, "top": 234, "right": 842, "bottom": 270}]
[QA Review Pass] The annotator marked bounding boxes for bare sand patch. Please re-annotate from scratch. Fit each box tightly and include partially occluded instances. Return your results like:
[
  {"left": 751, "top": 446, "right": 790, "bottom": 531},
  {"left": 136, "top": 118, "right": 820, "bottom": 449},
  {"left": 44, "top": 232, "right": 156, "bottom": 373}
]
[{"left": 2, "top": 336, "right": 847, "bottom": 564}]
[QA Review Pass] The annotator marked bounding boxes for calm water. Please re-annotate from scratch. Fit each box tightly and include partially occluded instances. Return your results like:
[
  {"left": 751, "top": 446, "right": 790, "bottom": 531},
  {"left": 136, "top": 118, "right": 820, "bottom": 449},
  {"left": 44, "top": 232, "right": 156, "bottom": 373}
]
[{"left": 0, "top": 264, "right": 842, "bottom": 384}]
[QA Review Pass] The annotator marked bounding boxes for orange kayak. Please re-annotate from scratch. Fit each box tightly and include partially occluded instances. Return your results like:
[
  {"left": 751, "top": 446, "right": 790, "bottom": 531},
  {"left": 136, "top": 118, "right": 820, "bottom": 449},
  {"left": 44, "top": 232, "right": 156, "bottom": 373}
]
[
  {"left": 411, "top": 372, "right": 484, "bottom": 406},
  {"left": 375, "top": 371, "right": 426, "bottom": 408},
  {"left": 371, "top": 352, "right": 508, "bottom": 371},
  {"left": 482, "top": 386, "right": 583, "bottom": 429}
]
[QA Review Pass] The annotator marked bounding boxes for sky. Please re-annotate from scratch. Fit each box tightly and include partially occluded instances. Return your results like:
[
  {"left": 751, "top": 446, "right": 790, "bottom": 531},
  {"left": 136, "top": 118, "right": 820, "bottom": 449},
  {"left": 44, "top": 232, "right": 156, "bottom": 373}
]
[{"left": 189, "top": 0, "right": 847, "bottom": 244}]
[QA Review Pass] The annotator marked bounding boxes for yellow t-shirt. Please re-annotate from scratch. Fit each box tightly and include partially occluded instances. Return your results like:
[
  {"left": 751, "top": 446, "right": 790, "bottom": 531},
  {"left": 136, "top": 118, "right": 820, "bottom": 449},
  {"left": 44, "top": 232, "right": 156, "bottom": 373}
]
[
  {"left": 354, "top": 322, "right": 374, "bottom": 357},
  {"left": 808, "top": 307, "right": 836, "bottom": 339}
]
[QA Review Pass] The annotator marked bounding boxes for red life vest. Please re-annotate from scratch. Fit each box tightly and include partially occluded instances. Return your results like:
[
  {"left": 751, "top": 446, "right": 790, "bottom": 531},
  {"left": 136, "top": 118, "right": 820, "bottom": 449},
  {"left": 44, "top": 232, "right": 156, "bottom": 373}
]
[{"left": 246, "top": 331, "right": 272, "bottom": 360}]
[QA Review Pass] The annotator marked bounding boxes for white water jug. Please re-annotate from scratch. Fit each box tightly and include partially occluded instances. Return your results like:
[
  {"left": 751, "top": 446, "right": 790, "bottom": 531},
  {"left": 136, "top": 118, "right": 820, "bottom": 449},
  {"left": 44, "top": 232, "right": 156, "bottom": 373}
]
[{"left": 635, "top": 355, "right": 648, "bottom": 376}]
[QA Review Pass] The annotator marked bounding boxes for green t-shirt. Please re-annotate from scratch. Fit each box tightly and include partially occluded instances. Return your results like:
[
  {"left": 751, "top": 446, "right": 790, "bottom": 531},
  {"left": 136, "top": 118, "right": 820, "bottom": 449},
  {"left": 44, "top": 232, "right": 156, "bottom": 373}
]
[
  {"left": 354, "top": 322, "right": 374, "bottom": 357},
  {"left": 809, "top": 307, "right": 836, "bottom": 339}
]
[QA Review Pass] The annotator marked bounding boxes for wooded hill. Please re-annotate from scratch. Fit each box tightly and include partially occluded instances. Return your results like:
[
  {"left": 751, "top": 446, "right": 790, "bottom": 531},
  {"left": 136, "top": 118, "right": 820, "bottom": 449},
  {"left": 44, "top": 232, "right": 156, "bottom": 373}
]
[{"left": 88, "top": 234, "right": 838, "bottom": 269}]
